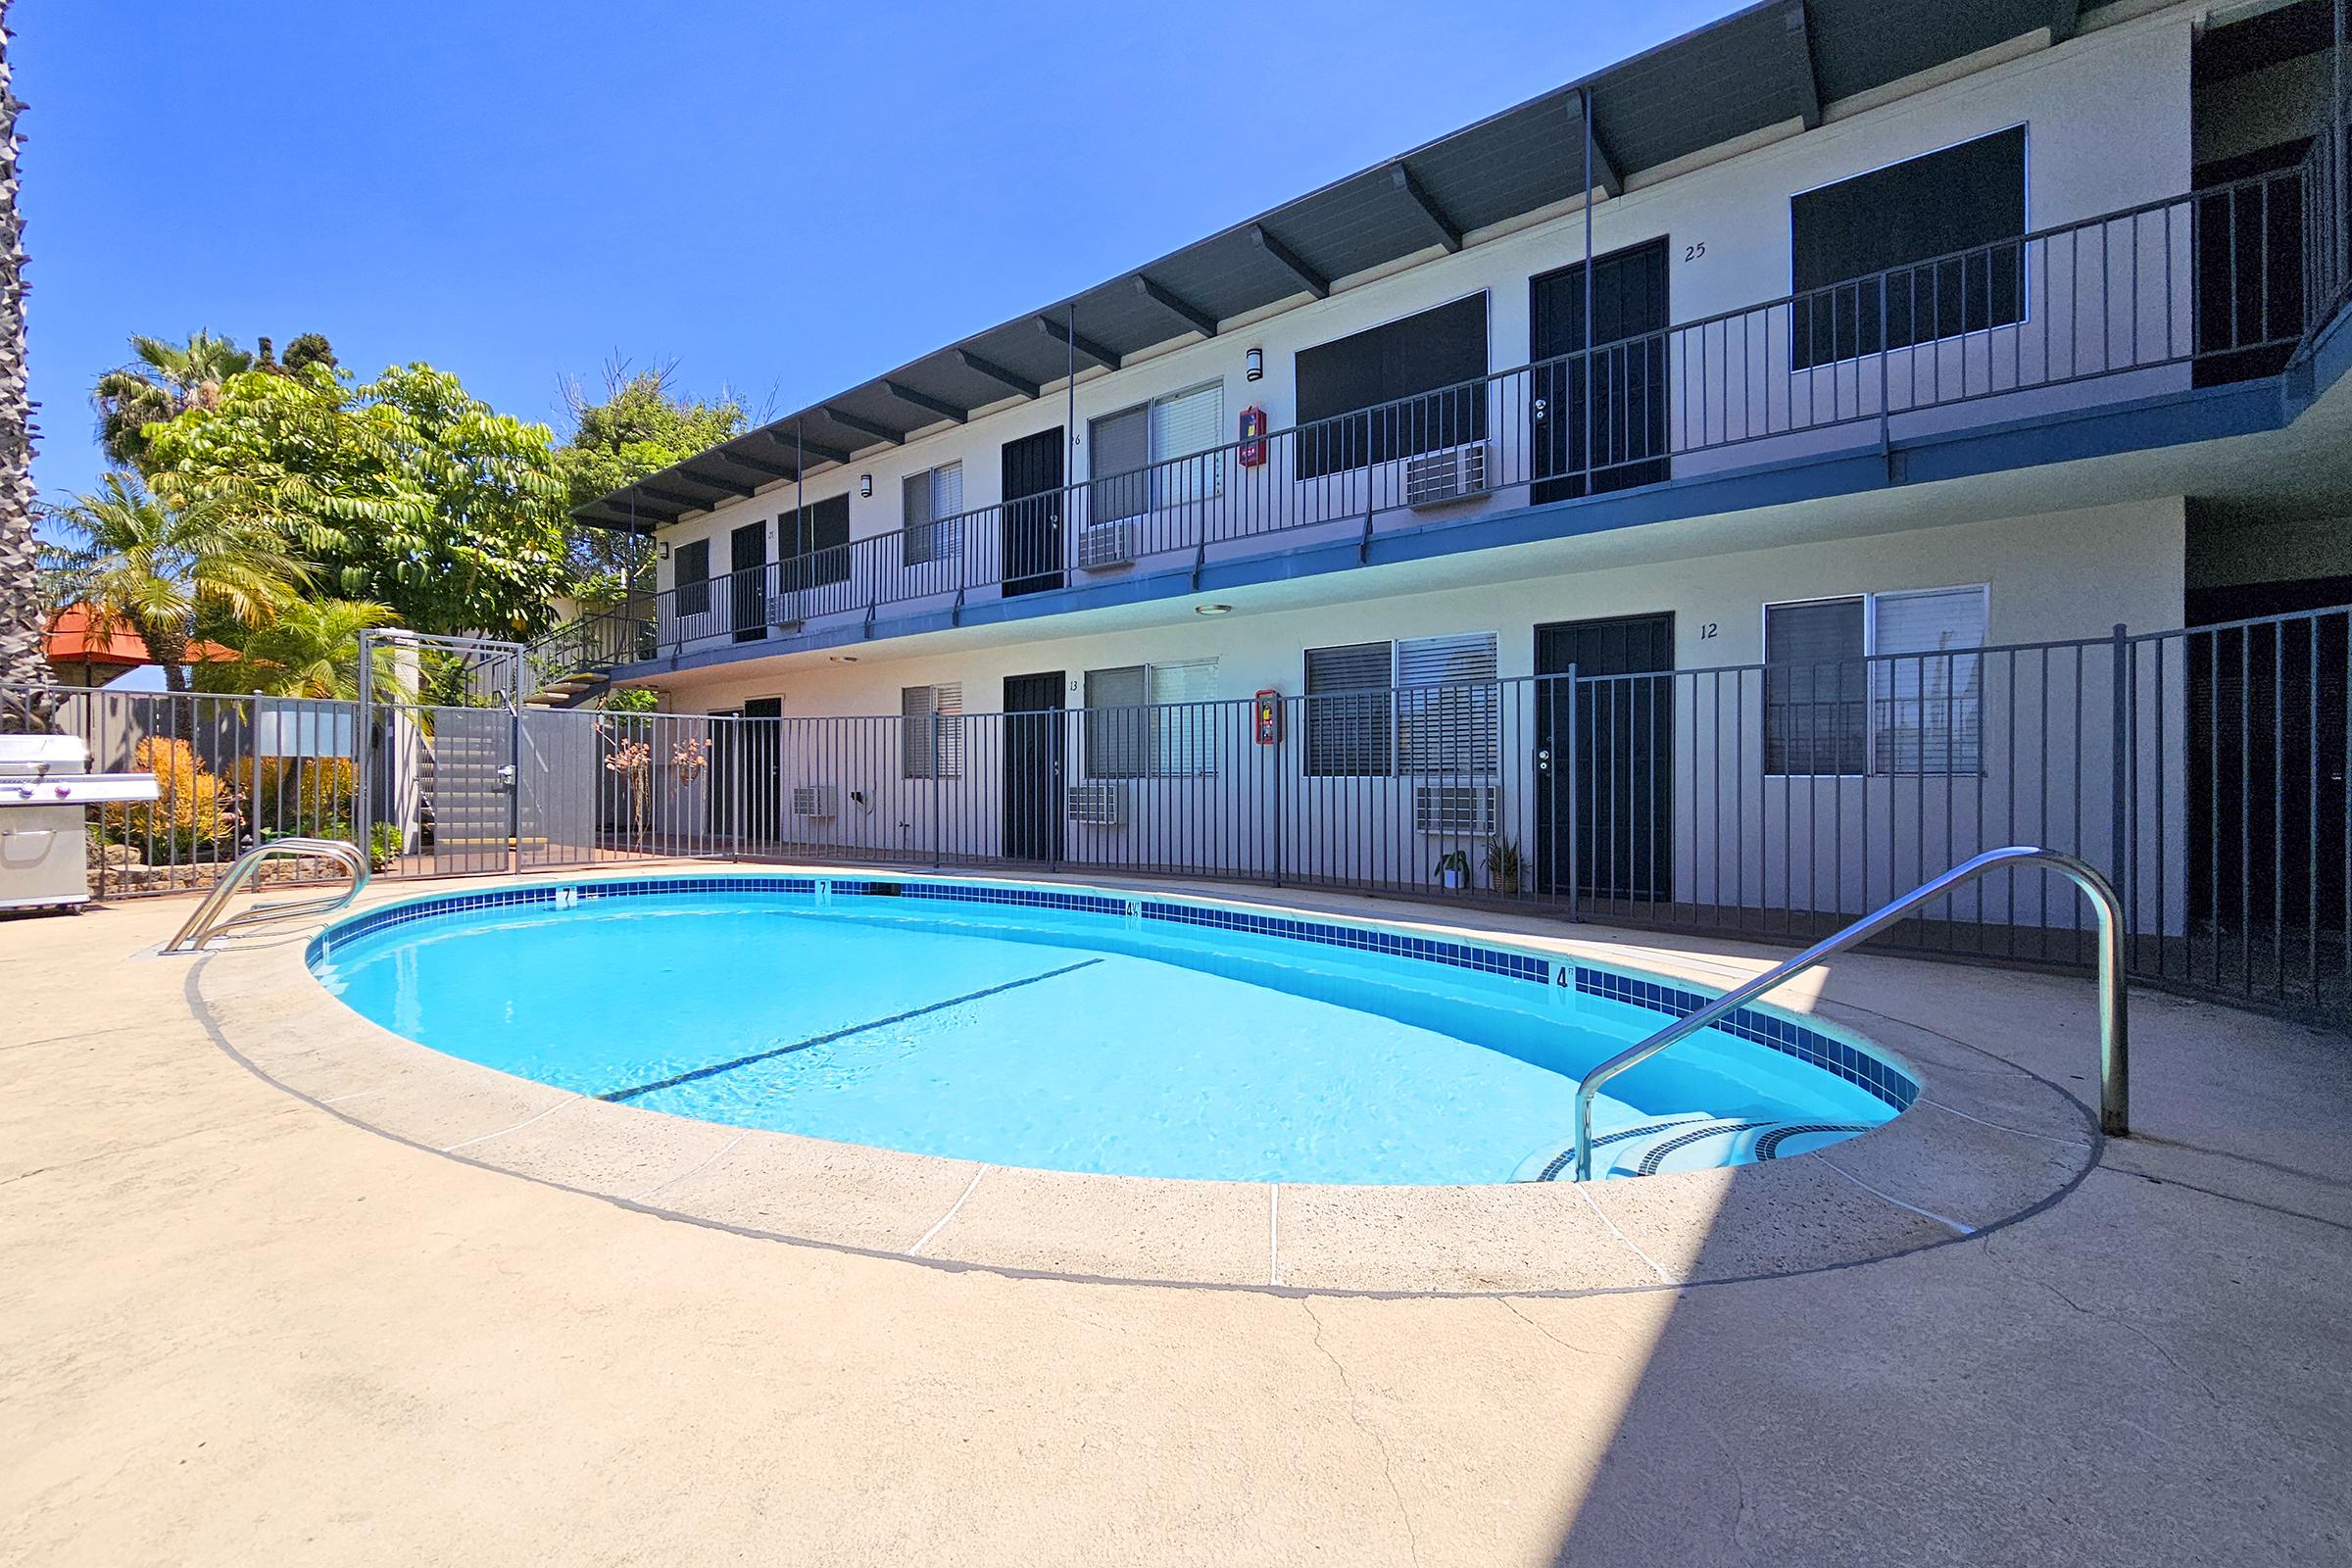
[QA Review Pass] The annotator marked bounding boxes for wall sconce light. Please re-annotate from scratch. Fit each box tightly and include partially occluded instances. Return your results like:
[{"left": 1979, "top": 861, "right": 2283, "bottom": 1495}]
[
  {"left": 1245, "top": 346, "right": 1263, "bottom": 382},
  {"left": 859, "top": 474, "right": 874, "bottom": 498},
  {"left": 658, "top": 541, "right": 672, "bottom": 561}
]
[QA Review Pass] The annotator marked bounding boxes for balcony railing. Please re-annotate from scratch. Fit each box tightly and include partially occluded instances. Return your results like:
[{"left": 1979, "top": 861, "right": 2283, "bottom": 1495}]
[{"left": 549, "top": 165, "right": 2328, "bottom": 675}]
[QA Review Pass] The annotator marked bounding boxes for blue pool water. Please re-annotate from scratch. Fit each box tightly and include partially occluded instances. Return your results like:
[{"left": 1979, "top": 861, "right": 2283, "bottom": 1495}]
[{"left": 310, "top": 880, "right": 1909, "bottom": 1184}]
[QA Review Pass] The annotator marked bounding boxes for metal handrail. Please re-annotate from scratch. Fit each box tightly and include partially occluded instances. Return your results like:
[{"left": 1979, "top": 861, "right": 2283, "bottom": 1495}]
[
  {"left": 1568, "top": 845, "right": 2129, "bottom": 1182},
  {"left": 161, "top": 836, "right": 371, "bottom": 955}
]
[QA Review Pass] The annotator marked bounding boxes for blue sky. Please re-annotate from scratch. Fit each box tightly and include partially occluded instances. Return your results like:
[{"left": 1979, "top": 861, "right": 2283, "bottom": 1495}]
[{"left": 22, "top": 0, "right": 1723, "bottom": 506}]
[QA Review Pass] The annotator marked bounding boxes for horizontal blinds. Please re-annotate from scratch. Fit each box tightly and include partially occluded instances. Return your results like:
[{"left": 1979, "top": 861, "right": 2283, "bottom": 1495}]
[
  {"left": 1305, "top": 642, "right": 1394, "bottom": 777},
  {"left": 904, "top": 463, "right": 963, "bottom": 566},
  {"left": 1151, "top": 383, "right": 1224, "bottom": 507},
  {"left": 1765, "top": 598, "right": 1867, "bottom": 775},
  {"left": 1871, "top": 586, "right": 1985, "bottom": 776},
  {"left": 1149, "top": 659, "right": 1218, "bottom": 776},
  {"left": 900, "top": 681, "right": 963, "bottom": 778},
  {"left": 1088, "top": 406, "right": 1152, "bottom": 525},
  {"left": 1395, "top": 632, "right": 1497, "bottom": 775}
]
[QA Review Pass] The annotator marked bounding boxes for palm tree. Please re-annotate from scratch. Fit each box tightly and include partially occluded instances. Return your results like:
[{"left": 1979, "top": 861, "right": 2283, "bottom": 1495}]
[
  {"left": 211, "top": 595, "right": 416, "bottom": 704},
  {"left": 0, "top": 4, "right": 45, "bottom": 729},
  {"left": 45, "top": 473, "right": 306, "bottom": 692},
  {"left": 92, "top": 329, "right": 252, "bottom": 470}
]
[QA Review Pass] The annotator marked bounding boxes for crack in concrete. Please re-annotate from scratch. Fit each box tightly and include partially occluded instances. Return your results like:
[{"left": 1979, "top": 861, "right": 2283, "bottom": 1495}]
[
  {"left": 1496, "top": 1296, "right": 1618, "bottom": 1367},
  {"left": 1987, "top": 1226, "right": 2224, "bottom": 1407},
  {"left": 1299, "top": 1298, "right": 1421, "bottom": 1566}
]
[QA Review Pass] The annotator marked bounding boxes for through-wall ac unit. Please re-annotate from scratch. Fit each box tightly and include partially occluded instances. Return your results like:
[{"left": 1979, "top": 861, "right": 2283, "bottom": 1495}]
[
  {"left": 1076, "top": 519, "right": 1137, "bottom": 570},
  {"left": 791, "top": 784, "right": 838, "bottom": 818},
  {"left": 1412, "top": 783, "right": 1497, "bottom": 836},
  {"left": 766, "top": 592, "right": 803, "bottom": 630},
  {"left": 1403, "top": 441, "right": 1493, "bottom": 510},
  {"left": 1065, "top": 781, "right": 1126, "bottom": 826}
]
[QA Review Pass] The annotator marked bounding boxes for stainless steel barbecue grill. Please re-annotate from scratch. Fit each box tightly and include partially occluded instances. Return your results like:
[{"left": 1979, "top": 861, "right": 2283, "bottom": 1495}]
[{"left": 0, "top": 734, "right": 163, "bottom": 910}]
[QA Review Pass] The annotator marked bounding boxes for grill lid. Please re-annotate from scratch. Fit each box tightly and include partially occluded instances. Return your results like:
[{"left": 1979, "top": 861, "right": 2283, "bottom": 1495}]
[{"left": 0, "top": 734, "right": 91, "bottom": 772}]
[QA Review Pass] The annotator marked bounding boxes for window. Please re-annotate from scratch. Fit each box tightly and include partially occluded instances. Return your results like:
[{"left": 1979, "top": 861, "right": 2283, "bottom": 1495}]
[
  {"left": 1295, "top": 295, "right": 1489, "bottom": 480},
  {"left": 1088, "top": 382, "right": 1224, "bottom": 523},
  {"left": 673, "top": 538, "right": 710, "bottom": 617},
  {"left": 902, "top": 462, "right": 963, "bottom": 567},
  {"left": 1303, "top": 632, "right": 1497, "bottom": 777},
  {"left": 900, "top": 682, "right": 963, "bottom": 779},
  {"left": 1789, "top": 126, "right": 2026, "bottom": 369},
  {"left": 1084, "top": 660, "right": 1218, "bottom": 778},
  {"left": 780, "top": 495, "right": 851, "bottom": 591},
  {"left": 1764, "top": 587, "right": 1986, "bottom": 776}
]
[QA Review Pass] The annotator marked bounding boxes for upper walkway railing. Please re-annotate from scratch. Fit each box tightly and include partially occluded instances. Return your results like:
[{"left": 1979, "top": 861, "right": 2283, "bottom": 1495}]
[{"left": 548, "top": 164, "right": 2329, "bottom": 675}]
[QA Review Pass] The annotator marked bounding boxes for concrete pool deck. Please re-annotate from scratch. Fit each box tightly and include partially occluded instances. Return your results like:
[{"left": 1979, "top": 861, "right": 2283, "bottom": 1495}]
[{"left": 4, "top": 866, "right": 2349, "bottom": 1564}]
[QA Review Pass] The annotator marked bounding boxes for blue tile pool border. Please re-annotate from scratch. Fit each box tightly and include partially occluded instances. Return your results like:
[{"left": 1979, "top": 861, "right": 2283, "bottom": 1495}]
[{"left": 307, "top": 871, "right": 1916, "bottom": 1112}]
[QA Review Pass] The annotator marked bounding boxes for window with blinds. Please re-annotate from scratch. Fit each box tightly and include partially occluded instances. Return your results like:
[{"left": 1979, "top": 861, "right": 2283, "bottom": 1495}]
[
  {"left": 1296, "top": 295, "right": 1490, "bottom": 480},
  {"left": 1303, "top": 634, "right": 1496, "bottom": 777},
  {"left": 900, "top": 682, "right": 963, "bottom": 778},
  {"left": 1084, "top": 660, "right": 1218, "bottom": 777},
  {"left": 1765, "top": 598, "right": 1867, "bottom": 775},
  {"left": 1870, "top": 585, "right": 1985, "bottom": 776},
  {"left": 780, "top": 495, "right": 851, "bottom": 590},
  {"left": 1765, "top": 588, "right": 1986, "bottom": 775},
  {"left": 902, "top": 462, "right": 963, "bottom": 566},
  {"left": 1088, "top": 383, "right": 1224, "bottom": 525},
  {"left": 672, "top": 538, "right": 711, "bottom": 618},
  {"left": 1395, "top": 632, "right": 1499, "bottom": 775}
]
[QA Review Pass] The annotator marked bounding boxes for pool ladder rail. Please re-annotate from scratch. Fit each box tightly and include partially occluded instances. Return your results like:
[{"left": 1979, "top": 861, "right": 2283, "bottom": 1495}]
[
  {"left": 161, "top": 837, "right": 371, "bottom": 956},
  {"left": 1567, "top": 845, "right": 2130, "bottom": 1183}
]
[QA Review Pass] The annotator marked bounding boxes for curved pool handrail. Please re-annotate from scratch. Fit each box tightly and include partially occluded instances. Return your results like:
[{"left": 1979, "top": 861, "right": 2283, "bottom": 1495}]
[
  {"left": 162, "top": 837, "right": 372, "bottom": 955},
  {"left": 1568, "top": 845, "right": 2128, "bottom": 1182}
]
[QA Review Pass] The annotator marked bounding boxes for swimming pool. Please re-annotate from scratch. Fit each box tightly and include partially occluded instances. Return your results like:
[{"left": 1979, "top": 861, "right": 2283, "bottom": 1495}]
[{"left": 308, "top": 875, "right": 1916, "bottom": 1185}]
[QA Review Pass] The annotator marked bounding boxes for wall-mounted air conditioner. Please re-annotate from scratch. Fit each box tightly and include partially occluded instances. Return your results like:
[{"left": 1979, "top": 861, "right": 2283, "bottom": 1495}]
[
  {"left": 766, "top": 592, "right": 803, "bottom": 630},
  {"left": 1076, "top": 520, "right": 1137, "bottom": 570},
  {"left": 1412, "top": 783, "right": 1497, "bottom": 836},
  {"left": 791, "top": 784, "right": 838, "bottom": 818},
  {"left": 1065, "top": 781, "right": 1126, "bottom": 825},
  {"left": 1402, "top": 441, "right": 1493, "bottom": 510}
]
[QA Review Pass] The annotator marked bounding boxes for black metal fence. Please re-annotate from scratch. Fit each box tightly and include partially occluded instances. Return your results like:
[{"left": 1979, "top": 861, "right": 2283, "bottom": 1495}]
[
  {"left": 571, "top": 170, "right": 2320, "bottom": 669},
  {"left": 13, "top": 602, "right": 2348, "bottom": 1018}
]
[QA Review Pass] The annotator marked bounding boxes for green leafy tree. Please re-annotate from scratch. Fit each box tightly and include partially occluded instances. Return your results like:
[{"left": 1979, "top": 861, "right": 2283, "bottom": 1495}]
[
  {"left": 145, "top": 361, "right": 568, "bottom": 638},
  {"left": 201, "top": 595, "right": 415, "bottom": 704},
  {"left": 91, "top": 330, "right": 253, "bottom": 470},
  {"left": 44, "top": 473, "right": 306, "bottom": 692},
  {"left": 555, "top": 361, "right": 746, "bottom": 602}
]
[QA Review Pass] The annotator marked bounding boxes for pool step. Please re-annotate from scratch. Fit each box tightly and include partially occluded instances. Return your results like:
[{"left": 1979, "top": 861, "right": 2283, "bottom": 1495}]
[{"left": 1513, "top": 1115, "right": 1875, "bottom": 1181}]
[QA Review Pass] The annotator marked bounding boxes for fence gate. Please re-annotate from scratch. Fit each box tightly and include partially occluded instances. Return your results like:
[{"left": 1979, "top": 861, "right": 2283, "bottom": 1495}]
[{"left": 357, "top": 631, "right": 597, "bottom": 881}]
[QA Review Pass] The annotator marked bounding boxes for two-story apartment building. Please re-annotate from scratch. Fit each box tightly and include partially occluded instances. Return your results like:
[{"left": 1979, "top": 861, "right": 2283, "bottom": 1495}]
[{"left": 550, "top": 0, "right": 2352, "bottom": 990}]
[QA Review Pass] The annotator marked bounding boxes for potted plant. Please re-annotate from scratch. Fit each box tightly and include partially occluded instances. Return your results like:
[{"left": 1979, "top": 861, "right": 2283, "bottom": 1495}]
[
  {"left": 1433, "top": 848, "right": 1471, "bottom": 892},
  {"left": 1486, "top": 836, "right": 1525, "bottom": 897}
]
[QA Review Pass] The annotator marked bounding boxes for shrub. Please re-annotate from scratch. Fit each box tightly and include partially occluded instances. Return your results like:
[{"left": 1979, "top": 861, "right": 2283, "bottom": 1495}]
[{"left": 106, "top": 737, "right": 237, "bottom": 859}]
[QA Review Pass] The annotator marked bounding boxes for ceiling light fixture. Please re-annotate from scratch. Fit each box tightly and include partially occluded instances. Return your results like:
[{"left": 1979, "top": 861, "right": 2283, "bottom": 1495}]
[{"left": 1195, "top": 604, "right": 1233, "bottom": 616}]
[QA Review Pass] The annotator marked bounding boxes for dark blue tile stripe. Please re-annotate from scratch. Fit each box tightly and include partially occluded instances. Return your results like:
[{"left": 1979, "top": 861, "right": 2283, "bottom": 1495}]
[
  {"left": 1136, "top": 901, "right": 1549, "bottom": 984},
  {"left": 1572, "top": 966, "right": 1918, "bottom": 1111}
]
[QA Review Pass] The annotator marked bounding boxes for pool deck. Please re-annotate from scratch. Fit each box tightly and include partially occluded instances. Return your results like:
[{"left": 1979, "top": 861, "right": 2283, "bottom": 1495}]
[{"left": 4, "top": 863, "right": 2348, "bottom": 1565}]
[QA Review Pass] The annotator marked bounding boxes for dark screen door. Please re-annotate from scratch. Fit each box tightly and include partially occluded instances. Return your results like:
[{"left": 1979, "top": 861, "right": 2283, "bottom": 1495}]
[
  {"left": 730, "top": 522, "right": 766, "bottom": 643},
  {"left": 742, "top": 696, "right": 781, "bottom": 845},
  {"left": 1531, "top": 240, "right": 1670, "bottom": 504},
  {"left": 1536, "top": 612, "right": 1674, "bottom": 904},
  {"left": 1001, "top": 428, "right": 1065, "bottom": 597},
  {"left": 1003, "top": 671, "right": 1065, "bottom": 861}
]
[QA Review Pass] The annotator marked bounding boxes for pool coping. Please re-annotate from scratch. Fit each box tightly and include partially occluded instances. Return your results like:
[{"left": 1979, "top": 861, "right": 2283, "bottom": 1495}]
[{"left": 185, "top": 861, "right": 2100, "bottom": 1297}]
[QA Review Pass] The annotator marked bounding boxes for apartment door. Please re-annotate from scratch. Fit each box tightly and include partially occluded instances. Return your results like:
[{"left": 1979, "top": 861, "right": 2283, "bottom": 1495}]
[
  {"left": 1003, "top": 671, "right": 1065, "bottom": 862},
  {"left": 1535, "top": 612, "right": 1674, "bottom": 904},
  {"left": 1530, "top": 239, "right": 1670, "bottom": 504},
  {"left": 740, "top": 697, "right": 782, "bottom": 846},
  {"left": 729, "top": 521, "right": 766, "bottom": 643},
  {"left": 1001, "top": 428, "right": 1065, "bottom": 597}
]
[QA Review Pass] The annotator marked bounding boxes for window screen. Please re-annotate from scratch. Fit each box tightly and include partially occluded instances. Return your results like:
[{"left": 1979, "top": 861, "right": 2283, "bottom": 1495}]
[
  {"left": 1304, "top": 642, "right": 1395, "bottom": 777},
  {"left": 780, "top": 494, "right": 851, "bottom": 591},
  {"left": 903, "top": 463, "right": 962, "bottom": 566},
  {"left": 1083, "top": 664, "right": 1150, "bottom": 778},
  {"left": 1790, "top": 127, "right": 2026, "bottom": 368},
  {"left": 901, "top": 682, "right": 963, "bottom": 778},
  {"left": 1395, "top": 632, "right": 1499, "bottom": 775},
  {"left": 1296, "top": 295, "right": 1489, "bottom": 479},
  {"left": 1765, "top": 599, "right": 1868, "bottom": 775},
  {"left": 1871, "top": 586, "right": 1985, "bottom": 775},
  {"left": 1087, "top": 406, "right": 1151, "bottom": 525},
  {"left": 673, "top": 538, "right": 710, "bottom": 617}
]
